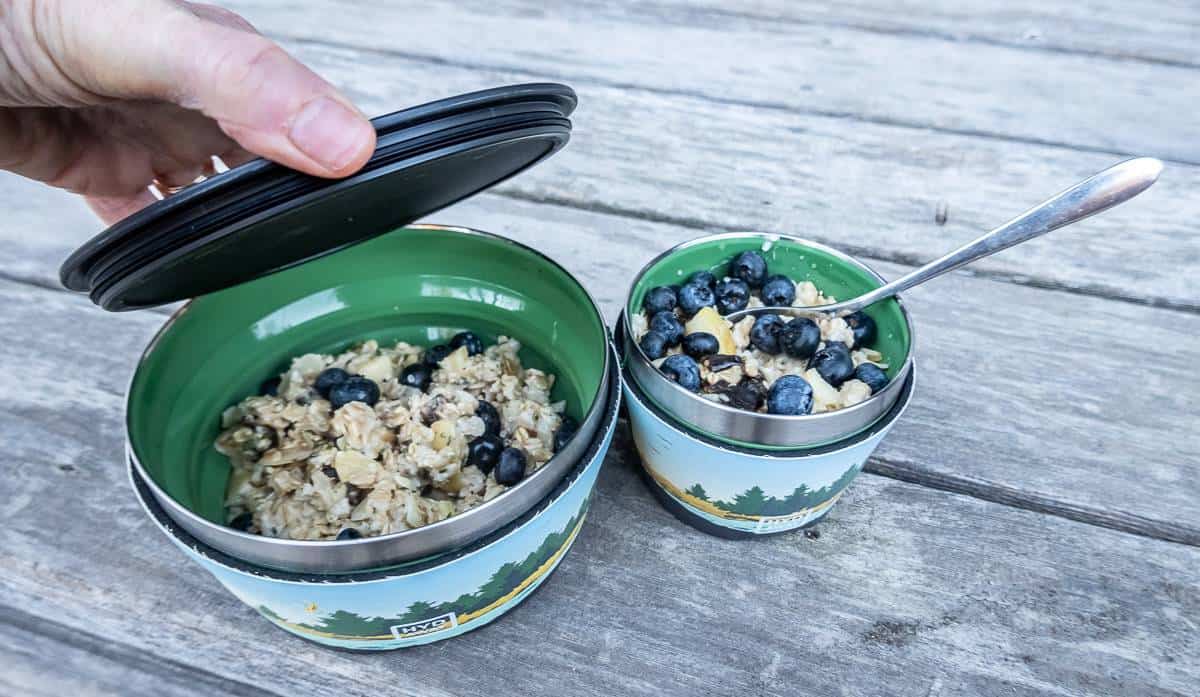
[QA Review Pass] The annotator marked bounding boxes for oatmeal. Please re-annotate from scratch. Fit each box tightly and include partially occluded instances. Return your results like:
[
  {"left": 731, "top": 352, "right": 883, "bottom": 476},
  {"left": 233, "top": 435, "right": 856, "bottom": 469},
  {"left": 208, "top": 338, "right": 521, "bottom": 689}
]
[
  {"left": 634, "top": 249, "right": 890, "bottom": 416},
  {"left": 216, "top": 333, "right": 576, "bottom": 540}
]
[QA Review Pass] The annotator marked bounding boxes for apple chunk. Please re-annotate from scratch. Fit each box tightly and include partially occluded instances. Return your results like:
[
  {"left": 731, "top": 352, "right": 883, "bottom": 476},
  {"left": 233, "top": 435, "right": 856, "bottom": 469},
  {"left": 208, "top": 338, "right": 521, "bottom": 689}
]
[{"left": 685, "top": 306, "right": 736, "bottom": 354}]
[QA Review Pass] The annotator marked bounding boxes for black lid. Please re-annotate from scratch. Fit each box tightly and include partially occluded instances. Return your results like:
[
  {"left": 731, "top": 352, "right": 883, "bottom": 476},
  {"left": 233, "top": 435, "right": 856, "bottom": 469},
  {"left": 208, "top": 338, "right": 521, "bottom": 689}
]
[{"left": 60, "top": 84, "right": 577, "bottom": 311}]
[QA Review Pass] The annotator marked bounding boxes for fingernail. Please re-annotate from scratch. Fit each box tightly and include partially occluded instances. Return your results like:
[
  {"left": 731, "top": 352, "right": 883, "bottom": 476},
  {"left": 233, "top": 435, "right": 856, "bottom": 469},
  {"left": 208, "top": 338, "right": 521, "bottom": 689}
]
[{"left": 288, "top": 97, "right": 371, "bottom": 172}]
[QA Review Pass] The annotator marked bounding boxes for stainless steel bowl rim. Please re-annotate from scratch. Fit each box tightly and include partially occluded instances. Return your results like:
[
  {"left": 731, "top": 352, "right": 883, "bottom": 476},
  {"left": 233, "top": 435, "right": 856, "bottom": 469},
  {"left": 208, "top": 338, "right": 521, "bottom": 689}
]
[
  {"left": 620, "top": 232, "right": 915, "bottom": 444},
  {"left": 623, "top": 348, "right": 917, "bottom": 459},
  {"left": 125, "top": 223, "right": 612, "bottom": 573}
]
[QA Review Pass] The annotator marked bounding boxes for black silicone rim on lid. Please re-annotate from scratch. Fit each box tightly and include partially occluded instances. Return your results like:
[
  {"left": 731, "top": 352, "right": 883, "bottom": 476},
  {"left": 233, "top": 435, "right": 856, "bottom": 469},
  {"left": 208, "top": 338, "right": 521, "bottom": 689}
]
[
  {"left": 83, "top": 110, "right": 572, "bottom": 296},
  {"left": 93, "top": 121, "right": 571, "bottom": 311},
  {"left": 59, "top": 83, "right": 577, "bottom": 305}
]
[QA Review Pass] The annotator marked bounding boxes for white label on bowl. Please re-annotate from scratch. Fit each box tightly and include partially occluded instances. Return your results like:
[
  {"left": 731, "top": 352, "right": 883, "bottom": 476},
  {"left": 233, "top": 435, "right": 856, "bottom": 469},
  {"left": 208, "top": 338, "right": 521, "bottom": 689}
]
[{"left": 390, "top": 612, "right": 459, "bottom": 639}]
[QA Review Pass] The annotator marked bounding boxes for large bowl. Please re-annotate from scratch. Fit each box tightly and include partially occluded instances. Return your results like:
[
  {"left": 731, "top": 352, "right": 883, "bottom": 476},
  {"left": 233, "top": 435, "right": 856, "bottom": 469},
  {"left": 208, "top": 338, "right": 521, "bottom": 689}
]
[
  {"left": 128, "top": 354, "right": 621, "bottom": 650},
  {"left": 126, "top": 224, "right": 611, "bottom": 573},
  {"left": 622, "top": 233, "right": 914, "bottom": 449}
]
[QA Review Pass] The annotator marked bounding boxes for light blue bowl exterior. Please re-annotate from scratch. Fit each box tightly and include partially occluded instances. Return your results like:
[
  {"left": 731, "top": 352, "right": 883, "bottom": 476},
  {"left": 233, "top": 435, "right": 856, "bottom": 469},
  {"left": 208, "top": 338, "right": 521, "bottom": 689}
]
[
  {"left": 130, "top": 352, "right": 621, "bottom": 651},
  {"left": 623, "top": 364, "right": 913, "bottom": 536}
]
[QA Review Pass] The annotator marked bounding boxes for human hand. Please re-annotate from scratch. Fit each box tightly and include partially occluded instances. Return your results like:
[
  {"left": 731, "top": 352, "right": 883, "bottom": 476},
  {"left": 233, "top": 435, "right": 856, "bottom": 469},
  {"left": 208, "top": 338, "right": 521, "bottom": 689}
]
[{"left": 0, "top": 0, "right": 376, "bottom": 223}]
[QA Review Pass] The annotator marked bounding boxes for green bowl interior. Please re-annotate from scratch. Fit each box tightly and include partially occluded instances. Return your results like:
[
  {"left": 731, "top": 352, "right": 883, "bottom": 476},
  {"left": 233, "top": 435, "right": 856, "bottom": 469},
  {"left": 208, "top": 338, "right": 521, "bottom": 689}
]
[
  {"left": 627, "top": 234, "right": 911, "bottom": 381},
  {"left": 128, "top": 226, "right": 607, "bottom": 523}
]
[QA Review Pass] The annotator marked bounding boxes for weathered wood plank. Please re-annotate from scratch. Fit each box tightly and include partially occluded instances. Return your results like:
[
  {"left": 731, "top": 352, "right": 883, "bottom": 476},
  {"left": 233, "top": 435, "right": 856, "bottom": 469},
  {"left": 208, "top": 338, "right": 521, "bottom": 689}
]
[
  {"left": 0, "top": 606, "right": 281, "bottom": 697},
  {"left": 2, "top": 180, "right": 1199, "bottom": 535},
  {"left": 268, "top": 34, "right": 1198, "bottom": 310},
  {"left": 225, "top": 0, "right": 1200, "bottom": 163},
  {"left": 3, "top": 42, "right": 1199, "bottom": 313},
  {"left": 0, "top": 314, "right": 1195, "bottom": 697},
  {"left": 550, "top": 0, "right": 1200, "bottom": 68}
]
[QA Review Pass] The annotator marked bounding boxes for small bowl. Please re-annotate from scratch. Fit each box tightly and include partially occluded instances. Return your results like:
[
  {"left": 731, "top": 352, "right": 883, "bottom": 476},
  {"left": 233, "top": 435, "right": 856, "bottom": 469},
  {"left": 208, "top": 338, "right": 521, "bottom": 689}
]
[
  {"left": 126, "top": 224, "right": 611, "bottom": 573},
  {"left": 129, "top": 356, "right": 621, "bottom": 650},
  {"left": 622, "top": 233, "right": 914, "bottom": 449},
  {"left": 618, "top": 327, "right": 914, "bottom": 537}
]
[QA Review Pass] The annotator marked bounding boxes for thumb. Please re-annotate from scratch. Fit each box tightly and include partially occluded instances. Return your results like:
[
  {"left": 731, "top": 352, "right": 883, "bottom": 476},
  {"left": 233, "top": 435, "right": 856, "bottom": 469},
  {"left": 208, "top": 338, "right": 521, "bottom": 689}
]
[{"left": 113, "top": 4, "right": 376, "bottom": 178}]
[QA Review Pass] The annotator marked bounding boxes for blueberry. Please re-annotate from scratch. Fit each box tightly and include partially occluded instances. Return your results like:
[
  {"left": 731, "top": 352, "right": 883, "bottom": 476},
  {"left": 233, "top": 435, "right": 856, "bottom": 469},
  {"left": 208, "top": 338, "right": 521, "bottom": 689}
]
[
  {"left": 553, "top": 414, "right": 579, "bottom": 453},
  {"left": 314, "top": 367, "right": 350, "bottom": 398},
  {"left": 809, "top": 343, "right": 855, "bottom": 387},
  {"left": 855, "top": 363, "right": 889, "bottom": 394},
  {"left": 730, "top": 379, "right": 766, "bottom": 411},
  {"left": 229, "top": 512, "right": 254, "bottom": 532},
  {"left": 778, "top": 317, "right": 821, "bottom": 359},
  {"left": 649, "top": 311, "right": 685, "bottom": 346},
  {"left": 467, "top": 435, "right": 504, "bottom": 474},
  {"left": 400, "top": 363, "right": 433, "bottom": 391},
  {"left": 329, "top": 376, "right": 381, "bottom": 409},
  {"left": 476, "top": 400, "right": 501, "bottom": 437},
  {"left": 677, "top": 282, "right": 716, "bottom": 318},
  {"left": 495, "top": 448, "right": 528, "bottom": 485},
  {"left": 844, "top": 311, "right": 878, "bottom": 349},
  {"left": 749, "top": 313, "right": 786, "bottom": 354},
  {"left": 336, "top": 528, "right": 362, "bottom": 541},
  {"left": 424, "top": 344, "right": 452, "bottom": 366},
  {"left": 767, "top": 375, "right": 814, "bottom": 415},
  {"left": 450, "top": 331, "right": 484, "bottom": 356},
  {"left": 714, "top": 278, "right": 750, "bottom": 315},
  {"left": 682, "top": 332, "right": 720, "bottom": 359},
  {"left": 660, "top": 354, "right": 702, "bottom": 392},
  {"left": 730, "top": 250, "right": 768, "bottom": 288},
  {"left": 687, "top": 270, "right": 717, "bottom": 289},
  {"left": 642, "top": 286, "right": 678, "bottom": 316},
  {"left": 259, "top": 376, "right": 281, "bottom": 397},
  {"left": 639, "top": 330, "right": 670, "bottom": 360},
  {"left": 760, "top": 274, "right": 796, "bottom": 307}
]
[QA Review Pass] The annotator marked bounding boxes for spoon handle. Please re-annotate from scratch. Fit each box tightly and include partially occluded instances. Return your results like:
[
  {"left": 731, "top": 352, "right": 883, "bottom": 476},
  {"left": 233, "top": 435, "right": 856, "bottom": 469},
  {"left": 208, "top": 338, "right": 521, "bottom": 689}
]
[{"left": 837, "top": 157, "right": 1164, "bottom": 314}]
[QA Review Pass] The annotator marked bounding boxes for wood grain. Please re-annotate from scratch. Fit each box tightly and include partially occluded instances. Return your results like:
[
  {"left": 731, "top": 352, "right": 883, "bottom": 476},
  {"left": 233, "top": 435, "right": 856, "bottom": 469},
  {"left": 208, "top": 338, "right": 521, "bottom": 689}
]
[
  {"left": 3, "top": 184, "right": 1199, "bottom": 535},
  {"left": 416, "top": 194, "right": 1200, "bottom": 537},
  {"left": 1, "top": 197, "right": 1195, "bottom": 695},
  {"left": 1, "top": 1, "right": 1195, "bottom": 691},
  {"left": 548, "top": 0, "right": 1200, "bottom": 68},
  {"left": 0, "top": 333, "right": 1195, "bottom": 697},
  {"left": 3, "top": 47, "right": 1198, "bottom": 313},
  {"left": 224, "top": 0, "right": 1200, "bottom": 163},
  {"left": 0, "top": 606, "right": 282, "bottom": 697}
]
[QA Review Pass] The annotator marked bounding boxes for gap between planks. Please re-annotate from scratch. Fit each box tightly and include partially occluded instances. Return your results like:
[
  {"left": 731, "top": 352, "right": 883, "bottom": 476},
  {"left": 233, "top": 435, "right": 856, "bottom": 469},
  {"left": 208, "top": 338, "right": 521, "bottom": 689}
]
[
  {"left": 7, "top": 198, "right": 1197, "bottom": 541},
  {"left": 276, "top": 34, "right": 1200, "bottom": 170},
  {"left": 489, "top": 190, "right": 1200, "bottom": 315},
  {"left": 865, "top": 457, "right": 1200, "bottom": 547},
  {"left": 10, "top": 287, "right": 1197, "bottom": 550},
  {"left": 18, "top": 186, "right": 1196, "bottom": 318}
]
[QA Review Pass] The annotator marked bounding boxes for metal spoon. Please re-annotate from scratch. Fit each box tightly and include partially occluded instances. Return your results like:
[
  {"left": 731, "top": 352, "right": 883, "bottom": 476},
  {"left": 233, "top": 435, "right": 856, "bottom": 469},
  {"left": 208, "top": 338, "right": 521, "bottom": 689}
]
[{"left": 725, "top": 157, "right": 1164, "bottom": 321}]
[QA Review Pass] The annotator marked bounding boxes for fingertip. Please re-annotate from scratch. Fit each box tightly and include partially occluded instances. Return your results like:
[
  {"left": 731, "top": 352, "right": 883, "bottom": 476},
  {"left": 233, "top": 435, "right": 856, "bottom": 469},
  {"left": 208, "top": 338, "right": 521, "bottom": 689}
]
[{"left": 286, "top": 97, "right": 376, "bottom": 177}]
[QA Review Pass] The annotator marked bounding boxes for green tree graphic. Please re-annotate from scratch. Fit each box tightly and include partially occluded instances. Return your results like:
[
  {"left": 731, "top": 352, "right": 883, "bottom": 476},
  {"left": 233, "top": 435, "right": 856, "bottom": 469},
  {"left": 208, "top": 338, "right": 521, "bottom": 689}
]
[
  {"left": 694, "top": 462, "right": 862, "bottom": 516},
  {"left": 261, "top": 507, "right": 588, "bottom": 638},
  {"left": 731, "top": 486, "right": 768, "bottom": 515}
]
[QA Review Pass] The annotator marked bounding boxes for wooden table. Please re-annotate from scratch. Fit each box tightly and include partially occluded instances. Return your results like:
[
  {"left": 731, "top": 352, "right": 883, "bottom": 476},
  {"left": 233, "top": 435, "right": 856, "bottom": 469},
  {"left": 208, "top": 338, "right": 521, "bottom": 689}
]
[{"left": 2, "top": 2, "right": 1197, "bottom": 695}]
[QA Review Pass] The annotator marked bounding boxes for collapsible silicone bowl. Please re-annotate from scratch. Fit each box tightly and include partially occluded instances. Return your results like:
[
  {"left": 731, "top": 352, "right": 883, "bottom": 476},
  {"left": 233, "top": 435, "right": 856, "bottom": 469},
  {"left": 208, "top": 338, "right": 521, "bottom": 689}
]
[
  {"left": 126, "top": 224, "right": 611, "bottom": 573},
  {"left": 617, "top": 320, "right": 914, "bottom": 538},
  {"left": 622, "top": 232, "right": 914, "bottom": 449},
  {"left": 129, "top": 356, "right": 620, "bottom": 650}
]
